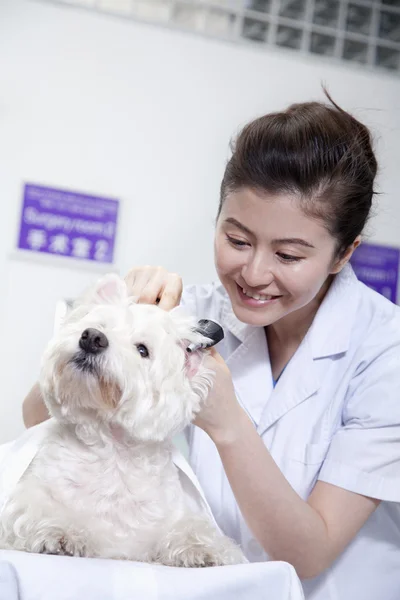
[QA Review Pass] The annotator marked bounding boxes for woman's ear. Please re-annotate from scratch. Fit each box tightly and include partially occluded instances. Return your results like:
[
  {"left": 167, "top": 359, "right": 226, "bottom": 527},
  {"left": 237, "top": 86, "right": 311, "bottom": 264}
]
[{"left": 331, "top": 236, "right": 361, "bottom": 274}]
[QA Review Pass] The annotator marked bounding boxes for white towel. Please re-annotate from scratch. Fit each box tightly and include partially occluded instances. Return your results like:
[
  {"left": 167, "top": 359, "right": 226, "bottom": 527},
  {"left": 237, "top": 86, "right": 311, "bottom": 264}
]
[{"left": 0, "top": 560, "right": 19, "bottom": 600}]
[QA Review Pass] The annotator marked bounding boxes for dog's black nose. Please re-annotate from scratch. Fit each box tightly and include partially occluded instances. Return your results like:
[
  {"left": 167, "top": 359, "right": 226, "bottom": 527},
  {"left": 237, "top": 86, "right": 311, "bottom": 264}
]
[{"left": 79, "top": 328, "right": 109, "bottom": 354}]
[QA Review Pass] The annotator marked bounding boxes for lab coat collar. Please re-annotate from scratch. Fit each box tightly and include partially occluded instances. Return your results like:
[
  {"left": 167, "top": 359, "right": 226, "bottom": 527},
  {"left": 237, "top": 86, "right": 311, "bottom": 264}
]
[
  {"left": 220, "top": 293, "right": 255, "bottom": 345},
  {"left": 307, "top": 263, "right": 360, "bottom": 358},
  {"left": 225, "top": 326, "right": 272, "bottom": 428}
]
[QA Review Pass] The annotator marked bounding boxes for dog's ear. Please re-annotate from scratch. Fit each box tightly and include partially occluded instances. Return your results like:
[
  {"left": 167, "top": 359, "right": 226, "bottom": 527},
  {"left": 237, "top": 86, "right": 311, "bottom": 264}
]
[
  {"left": 183, "top": 347, "right": 204, "bottom": 379},
  {"left": 79, "top": 274, "right": 128, "bottom": 306},
  {"left": 95, "top": 274, "right": 127, "bottom": 303}
]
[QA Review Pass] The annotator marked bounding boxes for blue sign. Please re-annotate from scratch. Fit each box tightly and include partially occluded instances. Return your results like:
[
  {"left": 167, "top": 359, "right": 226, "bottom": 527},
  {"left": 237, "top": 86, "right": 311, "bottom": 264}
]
[
  {"left": 350, "top": 243, "right": 399, "bottom": 304},
  {"left": 18, "top": 184, "right": 119, "bottom": 264}
]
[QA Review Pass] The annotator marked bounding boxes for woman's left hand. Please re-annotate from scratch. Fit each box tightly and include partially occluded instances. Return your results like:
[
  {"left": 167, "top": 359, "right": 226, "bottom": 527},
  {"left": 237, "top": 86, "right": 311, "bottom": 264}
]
[{"left": 193, "top": 347, "right": 250, "bottom": 445}]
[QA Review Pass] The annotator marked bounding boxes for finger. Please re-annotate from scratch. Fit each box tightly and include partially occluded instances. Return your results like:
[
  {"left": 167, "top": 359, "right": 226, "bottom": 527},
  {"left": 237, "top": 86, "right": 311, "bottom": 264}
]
[
  {"left": 209, "top": 347, "right": 220, "bottom": 357},
  {"left": 157, "top": 274, "right": 183, "bottom": 311},
  {"left": 209, "top": 346, "right": 228, "bottom": 369},
  {"left": 128, "top": 270, "right": 154, "bottom": 302},
  {"left": 124, "top": 267, "right": 149, "bottom": 294},
  {"left": 124, "top": 268, "right": 136, "bottom": 293},
  {"left": 139, "top": 269, "right": 168, "bottom": 305},
  {"left": 208, "top": 347, "right": 226, "bottom": 365}
]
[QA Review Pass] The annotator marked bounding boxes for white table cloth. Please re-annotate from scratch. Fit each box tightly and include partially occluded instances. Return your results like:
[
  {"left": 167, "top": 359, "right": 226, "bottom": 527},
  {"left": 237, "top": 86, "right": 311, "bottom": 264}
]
[{"left": 0, "top": 551, "right": 304, "bottom": 600}]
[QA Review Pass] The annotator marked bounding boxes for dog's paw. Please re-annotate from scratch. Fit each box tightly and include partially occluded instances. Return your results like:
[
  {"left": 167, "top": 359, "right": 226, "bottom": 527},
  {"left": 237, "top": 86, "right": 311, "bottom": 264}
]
[
  {"left": 199, "top": 534, "right": 248, "bottom": 567},
  {"left": 39, "top": 532, "right": 88, "bottom": 557},
  {"left": 174, "top": 546, "right": 225, "bottom": 568},
  {"left": 159, "top": 539, "right": 246, "bottom": 568},
  {"left": 155, "top": 519, "right": 248, "bottom": 568}
]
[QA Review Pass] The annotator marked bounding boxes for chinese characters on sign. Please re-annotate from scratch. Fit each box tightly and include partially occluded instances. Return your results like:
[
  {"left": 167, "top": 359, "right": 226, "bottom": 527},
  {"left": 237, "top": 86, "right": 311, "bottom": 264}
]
[
  {"left": 350, "top": 243, "right": 399, "bottom": 304},
  {"left": 18, "top": 184, "right": 119, "bottom": 264}
]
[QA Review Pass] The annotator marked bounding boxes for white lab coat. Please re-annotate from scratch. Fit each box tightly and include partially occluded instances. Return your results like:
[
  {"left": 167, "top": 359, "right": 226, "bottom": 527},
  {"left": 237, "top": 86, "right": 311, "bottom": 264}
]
[{"left": 181, "top": 264, "right": 400, "bottom": 600}]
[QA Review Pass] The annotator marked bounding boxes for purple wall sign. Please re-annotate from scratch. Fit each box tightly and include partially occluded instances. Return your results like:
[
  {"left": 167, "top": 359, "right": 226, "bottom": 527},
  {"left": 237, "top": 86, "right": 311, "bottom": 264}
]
[
  {"left": 18, "top": 184, "right": 119, "bottom": 264},
  {"left": 350, "top": 243, "right": 399, "bottom": 304}
]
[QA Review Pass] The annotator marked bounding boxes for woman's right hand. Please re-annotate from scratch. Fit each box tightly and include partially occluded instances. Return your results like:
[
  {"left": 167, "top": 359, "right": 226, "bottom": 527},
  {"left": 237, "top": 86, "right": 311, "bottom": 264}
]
[{"left": 124, "top": 266, "right": 183, "bottom": 311}]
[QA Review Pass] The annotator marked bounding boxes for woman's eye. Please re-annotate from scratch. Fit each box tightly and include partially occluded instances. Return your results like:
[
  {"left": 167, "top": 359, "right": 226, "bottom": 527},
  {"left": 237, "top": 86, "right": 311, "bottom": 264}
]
[
  {"left": 136, "top": 344, "right": 150, "bottom": 358},
  {"left": 226, "top": 235, "right": 249, "bottom": 248},
  {"left": 277, "top": 253, "right": 302, "bottom": 262}
]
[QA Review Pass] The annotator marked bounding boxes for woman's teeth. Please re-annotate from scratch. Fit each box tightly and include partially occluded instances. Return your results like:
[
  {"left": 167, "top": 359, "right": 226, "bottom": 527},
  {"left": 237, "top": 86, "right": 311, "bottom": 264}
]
[{"left": 242, "top": 288, "right": 275, "bottom": 301}]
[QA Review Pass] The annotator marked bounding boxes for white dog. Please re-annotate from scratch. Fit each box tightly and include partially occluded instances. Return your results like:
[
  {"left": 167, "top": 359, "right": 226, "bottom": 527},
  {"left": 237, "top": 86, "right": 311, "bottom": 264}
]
[{"left": 0, "top": 274, "right": 245, "bottom": 567}]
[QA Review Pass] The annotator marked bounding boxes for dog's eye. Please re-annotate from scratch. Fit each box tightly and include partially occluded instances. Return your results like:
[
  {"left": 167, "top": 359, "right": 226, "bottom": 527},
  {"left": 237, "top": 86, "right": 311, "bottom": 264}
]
[{"left": 136, "top": 344, "right": 149, "bottom": 359}]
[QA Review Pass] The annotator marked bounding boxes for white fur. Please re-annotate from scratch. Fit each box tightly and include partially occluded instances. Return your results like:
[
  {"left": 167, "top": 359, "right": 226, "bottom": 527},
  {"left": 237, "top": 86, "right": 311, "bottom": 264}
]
[{"left": 0, "top": 275, "right": 245, "bottom": 567}]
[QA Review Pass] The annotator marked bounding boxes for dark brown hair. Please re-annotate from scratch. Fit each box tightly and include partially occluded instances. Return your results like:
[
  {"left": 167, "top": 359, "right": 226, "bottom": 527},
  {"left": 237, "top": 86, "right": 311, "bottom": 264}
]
[{"left": 219, "top": 91, "right": 377, "bottom": 257}]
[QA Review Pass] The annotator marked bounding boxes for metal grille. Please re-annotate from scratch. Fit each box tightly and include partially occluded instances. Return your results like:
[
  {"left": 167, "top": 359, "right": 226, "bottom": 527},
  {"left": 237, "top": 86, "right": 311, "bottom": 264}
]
[{"left": 37, "top": 0, "right": 400, "bottom": 74}]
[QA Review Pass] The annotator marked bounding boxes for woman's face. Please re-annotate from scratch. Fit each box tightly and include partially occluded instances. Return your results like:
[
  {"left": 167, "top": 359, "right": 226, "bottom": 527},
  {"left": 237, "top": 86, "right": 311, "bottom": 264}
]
[{"left": 214, "top": 188, "right": 348, "bottom": 328}]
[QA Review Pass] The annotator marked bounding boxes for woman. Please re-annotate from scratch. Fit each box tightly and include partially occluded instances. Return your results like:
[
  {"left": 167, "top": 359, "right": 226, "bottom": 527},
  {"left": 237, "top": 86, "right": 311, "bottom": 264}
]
[{"left": 24, "top": 95, "right": 400, "bottom": 599}]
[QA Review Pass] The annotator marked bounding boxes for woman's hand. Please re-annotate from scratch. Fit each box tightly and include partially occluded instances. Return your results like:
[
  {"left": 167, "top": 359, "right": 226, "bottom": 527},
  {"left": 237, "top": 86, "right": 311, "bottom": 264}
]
[
  {"left": 124, "top": 266, "right": 183, "bottom": 311},
  {"left": 194, "top": 347, "right": 251, "bottom": 444}
]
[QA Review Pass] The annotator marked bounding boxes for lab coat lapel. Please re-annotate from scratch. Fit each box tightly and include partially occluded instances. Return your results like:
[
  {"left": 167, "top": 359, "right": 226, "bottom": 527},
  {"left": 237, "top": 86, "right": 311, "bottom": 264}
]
[
  {"left": 226, "top": 327, "right": 273, "bottom": 427},
  {"left": 256, "top": 336, "right": 320, "bottom": 436}
]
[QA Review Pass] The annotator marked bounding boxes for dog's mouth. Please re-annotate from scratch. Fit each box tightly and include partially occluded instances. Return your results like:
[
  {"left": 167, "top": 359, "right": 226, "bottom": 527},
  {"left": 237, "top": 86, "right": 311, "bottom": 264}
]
[
  {"left": 64, "top": 352, "right": 122, "bottom": 410},
  {"left": 71, "top": 351, "right": 101, "bottom": 377}
]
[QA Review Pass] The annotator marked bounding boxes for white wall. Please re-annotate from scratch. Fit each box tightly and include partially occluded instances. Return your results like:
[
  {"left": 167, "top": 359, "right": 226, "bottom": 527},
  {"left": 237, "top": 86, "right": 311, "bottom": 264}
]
[{"left": 0, "top": 0, "right": 399, "bottom": 442}]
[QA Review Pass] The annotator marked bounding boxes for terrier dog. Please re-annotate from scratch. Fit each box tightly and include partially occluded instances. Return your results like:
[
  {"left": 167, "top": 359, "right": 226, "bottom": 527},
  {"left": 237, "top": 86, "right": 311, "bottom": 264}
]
[{"left": 0, "top": 275, "right": 245, "bottom": 567}]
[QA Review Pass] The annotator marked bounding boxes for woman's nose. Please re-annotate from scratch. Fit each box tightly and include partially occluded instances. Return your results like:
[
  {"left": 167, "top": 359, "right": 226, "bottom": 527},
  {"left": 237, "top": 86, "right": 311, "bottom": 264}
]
[{"left": 241, "top": 256, "right": 274, "bottom": 288}]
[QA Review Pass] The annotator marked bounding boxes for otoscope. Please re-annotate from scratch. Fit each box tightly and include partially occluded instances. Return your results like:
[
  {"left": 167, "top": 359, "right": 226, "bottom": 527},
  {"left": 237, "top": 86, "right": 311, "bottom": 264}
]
[{"left": 187, "top": 319, "right": 224, "bottom": 353}]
